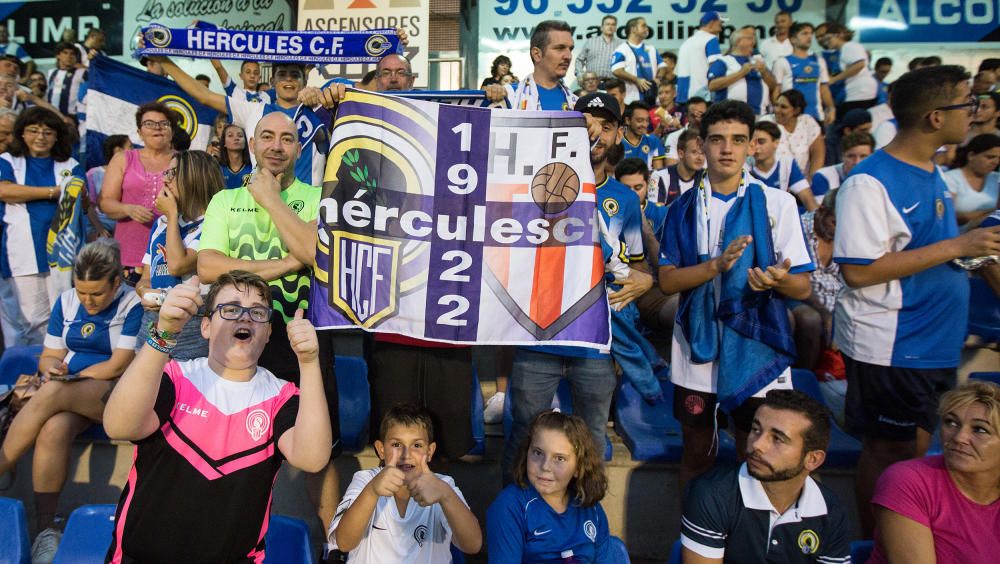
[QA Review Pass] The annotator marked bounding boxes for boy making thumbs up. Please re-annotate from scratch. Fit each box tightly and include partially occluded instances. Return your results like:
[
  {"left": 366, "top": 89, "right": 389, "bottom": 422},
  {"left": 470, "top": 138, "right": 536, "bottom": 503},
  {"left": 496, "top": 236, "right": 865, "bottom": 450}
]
[
  {"left": 102, "top": 271, "right": 332, "bottom": 563},
  {"left": 331, "top": 404, "right": 483, "bottom": 562}
]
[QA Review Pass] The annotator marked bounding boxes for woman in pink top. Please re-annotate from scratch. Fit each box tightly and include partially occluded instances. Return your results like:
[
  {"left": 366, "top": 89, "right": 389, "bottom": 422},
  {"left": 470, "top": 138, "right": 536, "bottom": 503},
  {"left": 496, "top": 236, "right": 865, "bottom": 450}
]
[
  {"left": 870, "top": 380, "right": 1000, "bottom": 563},
  {"left": 99, "top": 102, "right": 175, "bottom": 271}
]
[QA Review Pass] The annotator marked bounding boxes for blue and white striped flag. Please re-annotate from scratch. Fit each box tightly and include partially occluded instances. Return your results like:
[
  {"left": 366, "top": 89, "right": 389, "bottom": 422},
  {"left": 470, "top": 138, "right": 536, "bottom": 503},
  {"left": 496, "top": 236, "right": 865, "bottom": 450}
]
[{"left": 85, "top": 56, "right": 218, "bottom": 169}]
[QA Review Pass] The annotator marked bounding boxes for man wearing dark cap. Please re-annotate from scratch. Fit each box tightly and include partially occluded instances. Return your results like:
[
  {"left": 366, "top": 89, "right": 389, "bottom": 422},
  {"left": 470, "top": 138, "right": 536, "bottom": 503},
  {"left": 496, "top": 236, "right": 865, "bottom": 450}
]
[
  {"left": 502, "top": 90, "right": 654, "bottom": 480},
  {"left": 139, "top": 56, "right": 165, "bottom": 77}
]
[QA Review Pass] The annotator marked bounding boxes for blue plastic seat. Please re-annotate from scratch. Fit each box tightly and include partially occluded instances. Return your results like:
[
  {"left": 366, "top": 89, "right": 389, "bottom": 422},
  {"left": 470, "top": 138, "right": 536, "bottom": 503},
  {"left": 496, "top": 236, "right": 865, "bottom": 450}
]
[
  {"left": 610, "top": 535, "right": 631, "bottom": 563},
  {"left": 968, "top": 276, "right": 1000, "bottom": 343},
  {"left": 503, "top": 378, "right": 612, "bottom": 460},
  {"left": 0, "top": 346, "right": 109, "bottom": 442},
  {"left": 468, "top": 368, "right": 485, "bottom": 456},
  {"left": 335, "top": 355, "right": 371, "bottom": 453},
  {"left": 667, "top": 539, "right": 682, "bottom": 564},
  {"left": 55, "top": 507, "right": 314, "bottom": 563},
  {"left": 53, "top": 504, "right": 116, "bottom": 563},
  {"left": 0, "top": 345, "right": 43, "bottom": 387},
  {"left": 614, "top": 378, "right": 683, "bottom": 462},
  {"left": 0, "top": 497, "right": 31, "bottom": 564},
  {"left": 851, "top": 539, "right": 873, "bottom": 563},
  {"left": 263, "top": 515, "right": 313, "bottom": 564},
  {"left": 791, "top": 369, "right": 863, "bottom": 467}
]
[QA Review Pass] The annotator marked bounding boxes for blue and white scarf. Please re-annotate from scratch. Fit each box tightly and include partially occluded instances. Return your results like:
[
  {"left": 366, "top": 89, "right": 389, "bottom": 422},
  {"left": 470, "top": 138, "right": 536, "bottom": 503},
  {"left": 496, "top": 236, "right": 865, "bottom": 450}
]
[
  {"left": 135, "top": 22, "right": 402, "bottom": 64},
  {"left": 672, "top": 172, "right": 797, "bottom": 410}
]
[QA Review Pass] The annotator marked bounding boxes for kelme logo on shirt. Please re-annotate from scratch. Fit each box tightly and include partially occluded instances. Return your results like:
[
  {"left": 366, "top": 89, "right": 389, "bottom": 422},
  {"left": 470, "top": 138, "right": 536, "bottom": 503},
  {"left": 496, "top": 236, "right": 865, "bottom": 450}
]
[
  {"left": 289, "top": 200, "right": 305, "bottom": 213},
  {"left": 80, "top": 323, "right": 95, "bottom": 338},
  {"left": 246, "top": 409, "right": 270, "bottom": 441},
  {"left": 583, "top": 520, "right": 597, "bottom": 542},
  {"left": 797, "top": 529, "right": 820, "bottom": 554}
]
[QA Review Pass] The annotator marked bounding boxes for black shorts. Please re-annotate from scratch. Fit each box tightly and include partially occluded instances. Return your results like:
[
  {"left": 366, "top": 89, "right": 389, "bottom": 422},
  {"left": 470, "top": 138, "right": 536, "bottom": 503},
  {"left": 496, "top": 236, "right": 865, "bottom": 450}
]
[
  {"left": 844, "top": 355, "right": 956, "bottom": 441},
  {"left": 370, "top": 342, "right": 474, "bottom": 461},
  {"left": 673, "top": 385, "right": 763, "bottom": 433},
  {"left": 259, "top": 316, "right": 342, "bottom": 460}
]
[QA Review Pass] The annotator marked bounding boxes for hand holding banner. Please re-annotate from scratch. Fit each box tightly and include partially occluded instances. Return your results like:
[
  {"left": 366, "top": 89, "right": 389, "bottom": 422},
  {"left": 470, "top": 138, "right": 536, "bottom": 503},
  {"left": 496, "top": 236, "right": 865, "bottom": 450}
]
[{"left": 310, "top": 90, "right": 611, "bottom": 350}]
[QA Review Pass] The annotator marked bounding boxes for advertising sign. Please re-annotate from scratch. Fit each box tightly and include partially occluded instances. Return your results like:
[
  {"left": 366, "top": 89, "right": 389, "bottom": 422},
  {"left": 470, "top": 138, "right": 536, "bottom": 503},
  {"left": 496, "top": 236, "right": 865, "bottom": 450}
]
[{"left": 299, "top": 0, "right": 429, "bottom": 88}]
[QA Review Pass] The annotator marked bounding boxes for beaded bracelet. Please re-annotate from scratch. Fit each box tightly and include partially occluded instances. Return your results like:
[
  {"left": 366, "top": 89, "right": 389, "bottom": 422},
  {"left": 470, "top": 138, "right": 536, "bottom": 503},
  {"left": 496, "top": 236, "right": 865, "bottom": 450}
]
[
  {"left": 146, "top": 334, "right": 173, "bottom": 354},
  {"left": 147, "top": 324, "right": 177, "bottom": 353}
]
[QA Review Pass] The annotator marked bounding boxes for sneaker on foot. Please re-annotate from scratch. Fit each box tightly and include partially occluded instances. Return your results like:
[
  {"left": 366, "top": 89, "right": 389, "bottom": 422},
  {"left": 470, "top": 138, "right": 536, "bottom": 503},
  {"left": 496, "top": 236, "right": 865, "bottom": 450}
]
[
  {"left": 31, "top": 527, "right": 62, "bottom": 564},
  {"left": 484, "top": 392, "right": 505, "bottom": 424}
]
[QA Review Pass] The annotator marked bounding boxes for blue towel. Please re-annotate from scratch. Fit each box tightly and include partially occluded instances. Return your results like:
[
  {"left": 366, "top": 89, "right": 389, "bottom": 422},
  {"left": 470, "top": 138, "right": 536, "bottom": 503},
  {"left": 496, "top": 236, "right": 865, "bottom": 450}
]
[{"left": 673, "top": 176, "right": 796, "bottom": 411}]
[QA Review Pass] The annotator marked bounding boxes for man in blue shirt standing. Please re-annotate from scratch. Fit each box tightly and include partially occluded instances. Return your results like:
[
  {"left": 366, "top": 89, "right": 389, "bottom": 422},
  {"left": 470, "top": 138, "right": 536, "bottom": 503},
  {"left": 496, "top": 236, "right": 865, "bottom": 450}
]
[
  {"left": 834, "top": 65, "right": 1000, "bottom": 536},
  {"left": 771, "top": 22, "right": 836, "bottom": 126},
  {"left": 502, "top": 92, "right": 654, "bottom": 480},
  {"left": 505, "top": 20, "right": 578, "bottom": 111},
  {"left": 611, "top": 17, "right": 665, "bottom": 106}
]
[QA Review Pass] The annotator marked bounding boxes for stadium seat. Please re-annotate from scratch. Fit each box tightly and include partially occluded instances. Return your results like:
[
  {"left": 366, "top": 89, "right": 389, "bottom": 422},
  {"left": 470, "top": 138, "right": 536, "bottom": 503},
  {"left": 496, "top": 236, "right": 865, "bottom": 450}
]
[
  {"left": 0, "top": 497, "right": 31, "bottom": 564},
  {"left": 53, "top": 504, "right": 116, "bottom": 563},
  {"left": 335, "top": 355, "right": 371, "bottom": 452},
  {"left": 613, "top": 378, "right": 683, "bottom": 462},
  {"left": 667, "top": 539, "right": 682, "bottom": 564},
  {"left": 263, "top": 515, "right": 313, "bottom": 564},
  {"left": 971, "top": 372, "right": 1000, "bottom": 386},
  {"left": 850, "top": 540, "right": 874, "bottom": 563},
  {"left": 503, "top": 378, "right": 612, "bottom": 461},
  {"left": 968, "top": 276, "right": 1000, "bottom": 343},
  {"left": 791, "top": 369, "right": 863, "bottom": 467},
  {"left": 468, "top": 368, "right": 485, "bottom": 456},
  {"left": 0, "top": 345, "right": 43, "bottom": 388},
  {"left": 610, "top": 535, "right": 631, "bottom": 563},
  {"left": 0, "top": 346, "right": 110, "bottom": 442}
]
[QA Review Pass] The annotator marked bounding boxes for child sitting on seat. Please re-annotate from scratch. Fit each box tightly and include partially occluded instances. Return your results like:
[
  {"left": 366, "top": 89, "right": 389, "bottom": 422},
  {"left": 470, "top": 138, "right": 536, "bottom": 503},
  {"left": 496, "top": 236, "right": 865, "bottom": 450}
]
[
  {"left": 488, "top": 410, "right": 611, "bottom": 562},
  {"left": 329, "top": 404, "right": 482, "bottom": 562}
]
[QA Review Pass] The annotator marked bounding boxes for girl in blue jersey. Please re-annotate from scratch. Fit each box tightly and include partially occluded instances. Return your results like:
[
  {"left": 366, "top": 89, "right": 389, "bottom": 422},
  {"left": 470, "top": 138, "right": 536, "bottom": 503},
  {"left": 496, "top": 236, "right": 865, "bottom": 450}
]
[
  {"left": 218, "top": 124, "right": 252, "bottom": 190},
  {"left": 488, "top": 410, "right": 611, "bottom": 563},
  {"left": 0, "top": 240, "right": 142, "bottom": 556},
  {"left": 134, "top": 150, "right": 221, "bottom": 360},
  {"left": 0, "top": 107, "right": 84, "bottom": 345}
]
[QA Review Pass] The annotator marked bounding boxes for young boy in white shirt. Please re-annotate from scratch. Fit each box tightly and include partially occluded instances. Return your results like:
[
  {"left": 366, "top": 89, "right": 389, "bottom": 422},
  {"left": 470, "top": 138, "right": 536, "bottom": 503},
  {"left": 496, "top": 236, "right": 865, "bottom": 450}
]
[{"left": 329, "top": 405, "right": 482, "bottom": 563}]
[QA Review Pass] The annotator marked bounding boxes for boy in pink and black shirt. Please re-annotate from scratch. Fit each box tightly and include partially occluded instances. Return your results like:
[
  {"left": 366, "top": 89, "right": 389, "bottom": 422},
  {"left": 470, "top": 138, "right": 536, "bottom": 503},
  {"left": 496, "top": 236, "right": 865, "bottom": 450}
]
[{"left": 102, "top": 271, "right": 332, "bottom": 563}]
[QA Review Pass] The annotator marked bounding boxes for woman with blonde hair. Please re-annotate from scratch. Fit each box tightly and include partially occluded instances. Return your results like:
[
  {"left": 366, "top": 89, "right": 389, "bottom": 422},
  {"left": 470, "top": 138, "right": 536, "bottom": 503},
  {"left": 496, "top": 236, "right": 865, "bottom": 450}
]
[
  {"left": 134, "top": 150, "right": 222, "bottom": 360},
  {"left": 870, "top": 380, "right": 1000, "bottom": 563}
]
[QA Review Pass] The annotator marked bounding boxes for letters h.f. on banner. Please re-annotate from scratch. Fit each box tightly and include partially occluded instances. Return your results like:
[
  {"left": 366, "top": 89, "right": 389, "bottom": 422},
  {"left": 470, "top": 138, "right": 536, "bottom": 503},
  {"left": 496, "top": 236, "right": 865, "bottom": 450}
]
[{"left": 309, "top": 90, "right": 612, "bottom": 349}]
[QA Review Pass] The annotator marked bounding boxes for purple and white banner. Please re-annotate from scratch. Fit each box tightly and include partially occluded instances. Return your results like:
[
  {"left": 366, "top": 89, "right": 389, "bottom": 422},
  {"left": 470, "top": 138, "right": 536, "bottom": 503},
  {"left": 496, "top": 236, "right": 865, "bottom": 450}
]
[{"left": 309, "top": 89, "right": 611, "bottom": 349}]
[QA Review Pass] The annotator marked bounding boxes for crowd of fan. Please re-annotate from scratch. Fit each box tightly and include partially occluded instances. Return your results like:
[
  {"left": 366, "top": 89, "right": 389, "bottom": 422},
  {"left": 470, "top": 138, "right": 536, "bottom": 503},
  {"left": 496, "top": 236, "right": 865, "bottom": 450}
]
[{"left": 0, "top": 11, "right": 997, "bottom": 564}]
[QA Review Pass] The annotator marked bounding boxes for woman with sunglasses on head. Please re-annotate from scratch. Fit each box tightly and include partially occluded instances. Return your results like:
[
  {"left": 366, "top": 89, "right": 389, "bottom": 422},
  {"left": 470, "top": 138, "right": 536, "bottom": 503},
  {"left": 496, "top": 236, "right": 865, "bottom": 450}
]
[
  {"left": 0, "top": 239, "right": 143, "bottom": 561},
  {"left": 134, "top": 150, "right": 223, "bottom": 360},
  {"left": 0, "top": 106, "right": 84, "bottom": 345},
  {"left": 99, "top": 102, "right": 176, "bottom": 278},
  {"left": 218, "top": 124, "right": 252, "bottom": 189}
]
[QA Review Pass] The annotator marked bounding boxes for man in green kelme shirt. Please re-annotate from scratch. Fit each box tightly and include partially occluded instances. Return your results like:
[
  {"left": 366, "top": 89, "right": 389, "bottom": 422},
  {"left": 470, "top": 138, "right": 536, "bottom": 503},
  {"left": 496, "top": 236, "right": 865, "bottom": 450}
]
[{"left": 198, "top": 111, "right": 343, "bottom": 547}]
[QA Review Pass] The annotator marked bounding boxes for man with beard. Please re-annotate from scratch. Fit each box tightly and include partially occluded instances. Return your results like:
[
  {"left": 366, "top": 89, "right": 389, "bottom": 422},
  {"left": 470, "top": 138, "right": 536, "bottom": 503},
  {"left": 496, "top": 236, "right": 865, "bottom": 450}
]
[
  {"left": 502, "top": 91, "right": 653, "bottom": 479},
  {"left": 679, "top": 390, "right": 851, "bottom": 563}
]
